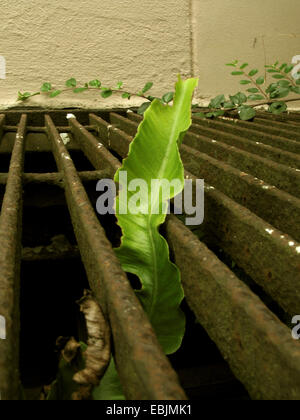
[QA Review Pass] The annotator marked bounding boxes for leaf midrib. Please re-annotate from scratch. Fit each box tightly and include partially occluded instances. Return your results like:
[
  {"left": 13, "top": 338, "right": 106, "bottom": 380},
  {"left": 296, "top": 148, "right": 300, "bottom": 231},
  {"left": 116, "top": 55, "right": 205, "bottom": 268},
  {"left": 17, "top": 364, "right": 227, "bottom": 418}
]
[{"left": 146, "top": 98, "right": 185, "bottom": 318}]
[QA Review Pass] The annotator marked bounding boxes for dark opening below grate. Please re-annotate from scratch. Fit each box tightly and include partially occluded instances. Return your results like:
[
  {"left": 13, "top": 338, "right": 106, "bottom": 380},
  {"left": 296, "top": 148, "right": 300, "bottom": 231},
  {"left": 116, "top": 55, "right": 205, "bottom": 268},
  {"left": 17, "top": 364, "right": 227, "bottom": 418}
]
[{"left": 0, "top": 108, "right": 299, "bottom": 400}]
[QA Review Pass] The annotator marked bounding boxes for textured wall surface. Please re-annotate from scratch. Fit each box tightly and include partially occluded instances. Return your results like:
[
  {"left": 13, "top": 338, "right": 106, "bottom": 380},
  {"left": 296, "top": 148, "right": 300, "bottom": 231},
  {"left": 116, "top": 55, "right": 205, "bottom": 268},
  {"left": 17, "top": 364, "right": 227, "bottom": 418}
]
[
  {"left": 0, "top": 0, "right": 191, "bottom": 108},
  {"left": 192, "top": 0, "right": 300, "bottom": 106},
  {"left": 0, "top": 0, "right": 299, "bottom": 109}
]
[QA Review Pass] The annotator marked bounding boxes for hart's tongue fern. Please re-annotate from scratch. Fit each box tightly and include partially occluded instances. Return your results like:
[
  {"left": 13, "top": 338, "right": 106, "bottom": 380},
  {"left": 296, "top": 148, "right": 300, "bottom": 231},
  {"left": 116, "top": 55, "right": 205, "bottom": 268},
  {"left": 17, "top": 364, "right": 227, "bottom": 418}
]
[{"left": 94, "top": 76, "right": 198, "bottom": 400}]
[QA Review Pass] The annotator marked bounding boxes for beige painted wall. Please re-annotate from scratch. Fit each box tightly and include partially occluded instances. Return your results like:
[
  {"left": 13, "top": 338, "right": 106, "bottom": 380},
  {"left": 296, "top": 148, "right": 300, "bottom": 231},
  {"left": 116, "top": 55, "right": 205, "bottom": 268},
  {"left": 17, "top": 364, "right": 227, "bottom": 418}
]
[
  {"left": 0, "top": 0, "right": 299, "bottom": 109},
  {"left": 192, "top": 0, "right": 300, "bottom": 107},
  {"left": 0, "top": 0, "right": 191, "bottom": 109}
]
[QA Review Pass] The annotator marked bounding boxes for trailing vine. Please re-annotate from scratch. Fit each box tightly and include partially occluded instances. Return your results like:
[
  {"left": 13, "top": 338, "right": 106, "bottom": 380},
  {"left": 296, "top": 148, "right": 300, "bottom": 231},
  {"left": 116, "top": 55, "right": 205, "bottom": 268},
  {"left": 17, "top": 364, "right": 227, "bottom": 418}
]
[
  {"left": 194, "top": 60, "right": 300, "bottom": 120},
  {"left": 18, "top": 59, "right": 300, "bottom": 121}
]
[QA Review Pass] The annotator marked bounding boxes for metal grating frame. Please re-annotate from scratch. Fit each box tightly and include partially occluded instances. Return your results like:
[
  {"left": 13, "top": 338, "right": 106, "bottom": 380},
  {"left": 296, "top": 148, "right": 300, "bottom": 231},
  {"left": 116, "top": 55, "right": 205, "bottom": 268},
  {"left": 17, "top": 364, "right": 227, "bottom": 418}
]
[{"left": 0, "top": 108, "right": 299, "bottom": 400}]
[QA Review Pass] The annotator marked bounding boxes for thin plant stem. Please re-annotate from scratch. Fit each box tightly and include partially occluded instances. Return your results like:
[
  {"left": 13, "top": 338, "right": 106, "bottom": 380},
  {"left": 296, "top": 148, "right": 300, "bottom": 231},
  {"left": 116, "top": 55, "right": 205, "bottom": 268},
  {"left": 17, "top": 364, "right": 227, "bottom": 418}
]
[{"left": 196, "top": 96, "right": 300, "bottom": 115}]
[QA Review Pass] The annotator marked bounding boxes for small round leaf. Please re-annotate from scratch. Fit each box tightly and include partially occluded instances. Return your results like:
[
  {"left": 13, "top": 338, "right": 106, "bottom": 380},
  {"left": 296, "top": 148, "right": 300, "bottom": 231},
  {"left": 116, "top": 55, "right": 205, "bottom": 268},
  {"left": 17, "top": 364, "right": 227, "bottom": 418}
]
[
  {"left": 290, "top": 86, "right": 300, "bottom": 94},
  {"left": 41, "top": 82, "right": 52, "bottom": 92},
  {"left": 256, "top": 76, "right": 265, "bottom": 85},
  {"left": 137, "top": 102, "right": 151, "bottom": 115},
  {"left": 230, "top": 92, "right": 247, "bottom": 105},
  {"left": 268, "top": 101, "right": 287, "bottom": 115},
  {"left": 238, "top": 106, "right": 256, "bottom": 121},
  {"left": 162, "top": 92, "right": 174, "bottom": 104},
  {"left": 278, "top": 80, "right": 290, "bottom": 87},
  {"left": 270, "top": 87, "right": 290, "bottom": 99},
  {"left": 89, "top": 80, "right": 101, "bottom": 88},
  {"left": 66, "top": 78, "right": 77, "bottom": 88},
  {"left": 101, "top": 89, "right": 113, "bottom": 98},
  {"left": 248, "top": 94, "right": 265, "bottom": 101},
  {"left": 284, "top": 65, "right": 294, "bottom": 74},
  {"left": 122, "top": 92, "right": 131, "bottom": 99},
  {"left": 50, "top": 90, "right": 62, "bottom": 98},
  {"left": 193, "top": 112, "right": 206, "bottom": 119},
  {"left": 223, "top": 101, "right": 235, "bottom": 109},
  {"left": 209, "top": 94, "right": 225, "bottom": 109},
  {"left": 142, "top": 82, "right": 154, "bottom": 94}
]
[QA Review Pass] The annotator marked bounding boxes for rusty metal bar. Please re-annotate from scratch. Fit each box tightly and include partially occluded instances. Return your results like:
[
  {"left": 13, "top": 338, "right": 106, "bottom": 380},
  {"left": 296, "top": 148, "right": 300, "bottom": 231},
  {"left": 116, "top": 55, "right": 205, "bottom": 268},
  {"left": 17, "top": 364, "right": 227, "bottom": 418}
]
[
  {"left": 89, "top": 113, "right": 132, "bottom": 158},
  {"left": 0, "top": 133, "right": 81, "bottom": 154},
  {"left": 165, "top": 214, "right": 300, "bottom": 400},
  {"left": 90, "top": 113, "right": 131, "bottom": 159},
  {"left": 116, "top": 111, "right": 300, "bottom": 169},
  {"left": 24, "top": 169, "right": 111, "bottom": 186},
  {"left": 111, "top": 112, "right": 300, "bottom": 195},
  {"left": 127, "top": 110, "right": 300, "bottom": 154},
  {"left": 198, "top": 174, "right": 300, "bottom": 316},
  {"left": 257, "top": 110, "right": 300, "bottom": 123},
  {"left": 4, "top": 126, "right": 47, "bottom": 133},
  {"left": 190, "top": 117, "right": 300, "bottom": 154},
  {"left": 198, "top": 115, "right": 300, "bottom": 142},
  {"left": 3, "top": 125, "right": 96, "bottom": 134},
  {"left": 184, "top": 166, "right": 300, "bottom": 316},
  {"left": 125, "top": 111, "right": 142, "bottom": 125},
  {"left": 0, "top": 170, "right": 112, "bottom": 187},
  {"left": 107, "top": 126, "right": 132, "bottom": 158},
  {"left": 88, "top": 114, "right": 111, "bottom": 145},
  {"left": 190, "top": 120, "right": 300, "bottom": 168},
  {"left": 45, "top": 115, "right": 187, "bottom": 400},
  {"left": 126, "top": 109, "right": 300, "bottom": 165},
  {"left": 253, "top": 117, "right": 300, "bottom": 134},
  {"left": 188, "top": 130, "right": 300, "bottom": 171},
  {"left": 184, "top": 132, "right": 300, "bottom": 196},
  {"left": 180, "top": 145, "right": 300, "bottom": 242},
  {"left": 0, "top": 114, "right": 27, "bottom": 400},
  {"left": 110, "top": 112, "right": 140, "bottom": 137},
  {"left": 118, "top": 112, "right": 300, "bottom": 156}
]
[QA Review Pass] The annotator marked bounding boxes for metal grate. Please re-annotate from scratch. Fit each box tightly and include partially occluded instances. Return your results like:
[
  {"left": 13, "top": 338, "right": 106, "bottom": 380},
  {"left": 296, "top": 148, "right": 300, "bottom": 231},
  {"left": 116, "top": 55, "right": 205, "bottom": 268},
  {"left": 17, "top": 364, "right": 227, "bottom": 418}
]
[{"left": 0, "top": 108, "right": 299, "bottom": 400}]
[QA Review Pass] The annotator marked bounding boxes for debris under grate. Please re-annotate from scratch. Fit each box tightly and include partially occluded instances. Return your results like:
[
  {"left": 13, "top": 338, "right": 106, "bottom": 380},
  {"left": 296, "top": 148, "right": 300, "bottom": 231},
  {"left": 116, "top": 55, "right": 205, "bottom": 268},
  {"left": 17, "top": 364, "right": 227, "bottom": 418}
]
[{"left": 0, "top": 108, "right": 299, "bottom": 400}]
